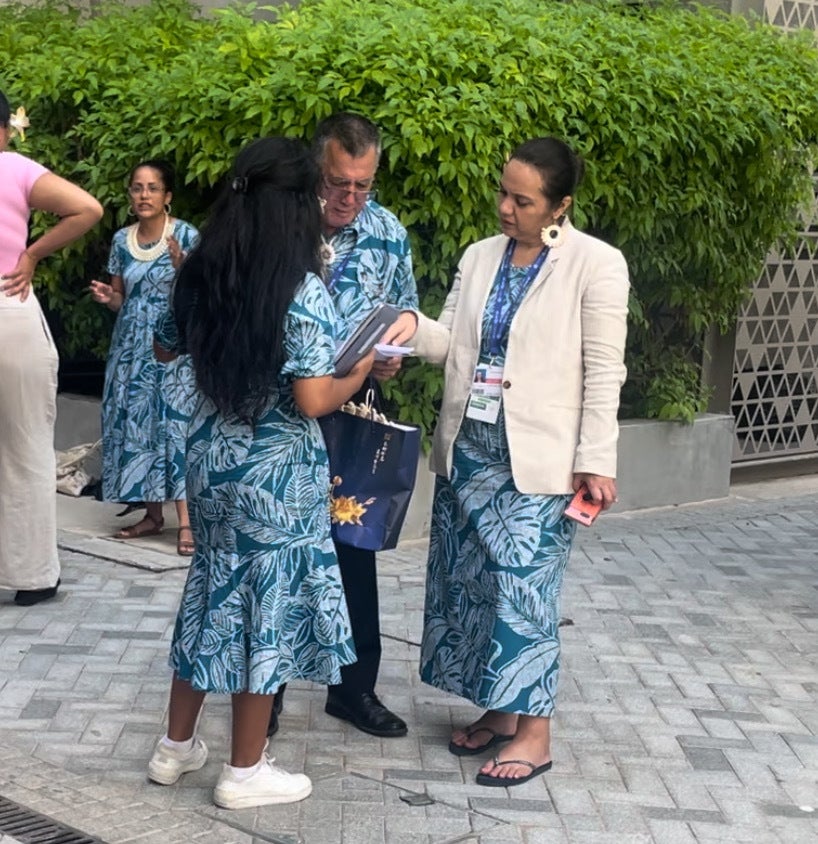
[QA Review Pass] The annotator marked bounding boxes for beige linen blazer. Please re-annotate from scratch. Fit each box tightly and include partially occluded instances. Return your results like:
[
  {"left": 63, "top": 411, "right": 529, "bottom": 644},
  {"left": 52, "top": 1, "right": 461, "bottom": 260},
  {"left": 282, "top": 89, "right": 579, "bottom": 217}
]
[{"left": 411, "top": 223, "right": 629, "bottom": 494}]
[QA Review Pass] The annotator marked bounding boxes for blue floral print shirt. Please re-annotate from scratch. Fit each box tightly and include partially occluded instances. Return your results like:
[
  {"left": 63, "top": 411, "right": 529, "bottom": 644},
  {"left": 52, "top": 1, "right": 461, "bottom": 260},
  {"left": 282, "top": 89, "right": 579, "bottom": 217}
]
[{"left": 324, "top": 200, "right": 418, "bottom": 341}]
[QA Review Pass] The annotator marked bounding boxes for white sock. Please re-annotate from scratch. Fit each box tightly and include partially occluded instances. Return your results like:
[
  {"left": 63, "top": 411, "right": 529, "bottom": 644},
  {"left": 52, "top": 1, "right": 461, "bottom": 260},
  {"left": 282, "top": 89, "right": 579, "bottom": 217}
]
[
  {"left": 161, "top": 735, "right": 195, "bottom": 753},
  {"left": 226, "top": 758, "right": 263, "bottom": 781}
]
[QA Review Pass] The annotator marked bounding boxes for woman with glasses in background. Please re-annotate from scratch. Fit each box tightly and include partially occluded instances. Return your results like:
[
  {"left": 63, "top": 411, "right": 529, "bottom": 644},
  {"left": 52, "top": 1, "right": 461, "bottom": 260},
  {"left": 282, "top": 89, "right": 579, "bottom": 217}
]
[{"left": 89, "top": 160, "right": 199, "bottom": 555}]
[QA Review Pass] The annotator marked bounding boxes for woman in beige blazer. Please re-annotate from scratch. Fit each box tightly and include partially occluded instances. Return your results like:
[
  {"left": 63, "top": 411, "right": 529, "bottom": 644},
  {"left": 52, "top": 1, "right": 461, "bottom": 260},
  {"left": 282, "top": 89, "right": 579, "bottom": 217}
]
[{"left": 386, "top": 137, "right": 629, "bottom": 786}]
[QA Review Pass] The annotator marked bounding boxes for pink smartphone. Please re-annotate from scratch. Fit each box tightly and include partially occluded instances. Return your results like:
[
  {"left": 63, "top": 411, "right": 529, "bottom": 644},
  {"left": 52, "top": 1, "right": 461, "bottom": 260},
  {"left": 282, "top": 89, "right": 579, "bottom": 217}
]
[{"left": 564, "top": 485, "right": 603, "bottom": 526}]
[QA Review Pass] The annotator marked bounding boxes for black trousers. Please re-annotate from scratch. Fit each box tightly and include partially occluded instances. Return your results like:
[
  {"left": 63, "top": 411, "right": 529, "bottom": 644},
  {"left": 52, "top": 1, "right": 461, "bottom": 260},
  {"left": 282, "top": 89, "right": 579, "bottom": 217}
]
[
  {"left": 329, "top": 540, "right": 381, "bottom": 697},
  {"left": 328, "top": 378, "right": 383, "bottom": 697}
]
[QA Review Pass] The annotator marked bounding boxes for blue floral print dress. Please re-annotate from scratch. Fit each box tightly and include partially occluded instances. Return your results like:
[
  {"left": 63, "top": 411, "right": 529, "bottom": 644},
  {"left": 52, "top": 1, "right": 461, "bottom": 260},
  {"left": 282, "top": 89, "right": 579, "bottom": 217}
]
[
  {"left": 419, "top": 265, "right": 577, "bottom": 717},
  {"left": 101, "top": 220, "right": 199, "bottom": 502},
  {"left": 156, "top": 274, "right": 356, "bottom": 694}
]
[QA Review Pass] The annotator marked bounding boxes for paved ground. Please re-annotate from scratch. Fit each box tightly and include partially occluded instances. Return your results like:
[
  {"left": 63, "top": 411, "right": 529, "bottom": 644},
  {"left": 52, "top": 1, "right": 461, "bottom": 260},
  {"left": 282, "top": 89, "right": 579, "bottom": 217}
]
[{"left": 1, "top": 479, "right": 817, "bottom": 844}]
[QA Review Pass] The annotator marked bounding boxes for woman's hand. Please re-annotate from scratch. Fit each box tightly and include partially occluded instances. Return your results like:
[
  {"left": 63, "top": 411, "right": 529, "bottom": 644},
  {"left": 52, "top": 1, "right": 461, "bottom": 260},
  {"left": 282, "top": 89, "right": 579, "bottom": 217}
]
[
  {"left": 372, "top": 311, "right": 417, "bottom": 380},
  {"left": 167, "top": 235, "right": 186, "bottom": 271},
  {"left": 380, "top": 311, "right": 418, "bottom": 346},
  {"left": 89, "top": 279, "right": 113, "bottom": 305},
  {"left": 573, "top": 473, "right": 618, "bottom": 511},
  {"left": 89, "top": 278, "right": 125, "bottom": 312},
  {"left": 1, "top": 250, "right": 37, "bottom": 301}
]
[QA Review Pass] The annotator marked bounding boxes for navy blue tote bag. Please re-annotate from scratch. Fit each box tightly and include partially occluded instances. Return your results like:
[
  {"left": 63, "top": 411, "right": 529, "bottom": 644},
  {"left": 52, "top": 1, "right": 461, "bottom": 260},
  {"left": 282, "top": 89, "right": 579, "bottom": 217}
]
[{"left": 318, "top": 405, "right": 420, "bottom": 551}]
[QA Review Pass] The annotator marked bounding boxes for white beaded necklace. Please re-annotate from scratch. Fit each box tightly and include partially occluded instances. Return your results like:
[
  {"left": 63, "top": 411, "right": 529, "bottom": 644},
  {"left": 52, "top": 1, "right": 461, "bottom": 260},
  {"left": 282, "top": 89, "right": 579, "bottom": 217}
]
[{"left": 125, "top": 214, "right": 173, "bottom": 262}]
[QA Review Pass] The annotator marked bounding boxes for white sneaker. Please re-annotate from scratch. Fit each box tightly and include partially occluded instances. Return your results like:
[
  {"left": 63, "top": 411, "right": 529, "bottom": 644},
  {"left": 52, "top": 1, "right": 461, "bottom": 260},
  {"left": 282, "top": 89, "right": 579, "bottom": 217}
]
[
  {"left": 148, "top": 737, "right": 208, "bottom": 785},
  {"left": 213, "top": 755, "right": 312, "bottom": 809}
]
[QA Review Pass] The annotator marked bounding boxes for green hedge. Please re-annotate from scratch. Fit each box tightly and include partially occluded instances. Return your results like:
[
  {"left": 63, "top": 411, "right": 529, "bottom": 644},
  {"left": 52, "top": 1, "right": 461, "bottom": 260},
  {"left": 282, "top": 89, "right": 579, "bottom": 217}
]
[{"left": 2, "top": 0, "right": 818, "bottom": 431}]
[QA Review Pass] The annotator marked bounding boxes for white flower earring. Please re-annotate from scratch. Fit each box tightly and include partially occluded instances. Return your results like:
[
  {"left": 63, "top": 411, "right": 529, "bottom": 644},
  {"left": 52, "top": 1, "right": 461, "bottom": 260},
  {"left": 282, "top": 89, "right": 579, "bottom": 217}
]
[{"left": 540, "top": 220, "right": 565, "bottom": 249}]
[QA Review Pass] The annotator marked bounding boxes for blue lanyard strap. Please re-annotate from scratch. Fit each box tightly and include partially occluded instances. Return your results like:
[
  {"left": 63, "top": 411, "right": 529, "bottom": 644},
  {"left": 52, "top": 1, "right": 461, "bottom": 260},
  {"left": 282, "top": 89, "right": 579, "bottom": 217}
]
[
  {"left": 325, "top": 233, "right": 357, "bottom": 292},
  {"left": 488, "top": 239, "right": 549, "bottom": 356}
]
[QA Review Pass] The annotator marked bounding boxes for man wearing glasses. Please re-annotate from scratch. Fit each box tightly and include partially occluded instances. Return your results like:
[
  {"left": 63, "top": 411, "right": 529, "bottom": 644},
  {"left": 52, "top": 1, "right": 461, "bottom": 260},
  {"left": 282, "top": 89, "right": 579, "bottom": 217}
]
[{"left": 270, "top": 112, "right": 418, "bottom": 739}]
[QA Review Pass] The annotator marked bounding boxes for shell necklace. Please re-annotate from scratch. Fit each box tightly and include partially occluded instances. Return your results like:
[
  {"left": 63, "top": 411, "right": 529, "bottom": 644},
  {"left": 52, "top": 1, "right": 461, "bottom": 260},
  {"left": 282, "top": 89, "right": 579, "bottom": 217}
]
[{"left": 125, "top": 214, "right": 173, "bottom": 262}]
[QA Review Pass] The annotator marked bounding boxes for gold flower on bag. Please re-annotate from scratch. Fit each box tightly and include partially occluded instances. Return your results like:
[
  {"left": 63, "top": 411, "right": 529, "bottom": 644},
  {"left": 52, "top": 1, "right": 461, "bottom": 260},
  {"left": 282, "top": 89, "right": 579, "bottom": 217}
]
[{"left": 329, "top": 476, "right": 376, "bottom": 526}]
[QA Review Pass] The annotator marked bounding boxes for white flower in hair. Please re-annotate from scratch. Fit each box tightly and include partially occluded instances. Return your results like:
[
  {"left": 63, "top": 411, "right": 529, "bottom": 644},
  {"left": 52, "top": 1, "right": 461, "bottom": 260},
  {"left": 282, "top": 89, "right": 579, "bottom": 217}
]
[{"left": 8, "top": 107, "right": 30, "bottom": 141}]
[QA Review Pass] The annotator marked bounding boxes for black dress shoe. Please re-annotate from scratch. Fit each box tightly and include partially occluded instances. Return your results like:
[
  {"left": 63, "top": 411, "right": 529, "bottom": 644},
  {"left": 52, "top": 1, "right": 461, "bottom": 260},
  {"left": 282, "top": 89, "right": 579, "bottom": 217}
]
[
  {"left": 266, "top": 684, "right": 286, "bottom": 737},
  {"left": 14, "top": 579, "right": 60, "bottom": 607},
  {"left": 325, "top": 691, "right": 407, "bottom": 738}
]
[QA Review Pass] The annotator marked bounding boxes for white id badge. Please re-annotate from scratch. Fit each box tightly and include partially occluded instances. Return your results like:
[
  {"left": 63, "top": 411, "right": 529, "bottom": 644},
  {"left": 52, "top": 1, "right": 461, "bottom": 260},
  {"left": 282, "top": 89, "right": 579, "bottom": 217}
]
[{"left": 466, "top": 363, "right": 503, "bottom": 423}]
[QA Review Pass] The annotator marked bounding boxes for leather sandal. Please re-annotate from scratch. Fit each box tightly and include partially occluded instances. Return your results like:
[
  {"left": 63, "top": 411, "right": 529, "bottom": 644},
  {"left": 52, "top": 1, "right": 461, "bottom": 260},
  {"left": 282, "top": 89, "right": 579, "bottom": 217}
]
[
  {"left": 176, "top": 525, "right": 195, "bottom": 557},
  {"left": 114, "top": 514, "right": 163, "bottom": 539}
]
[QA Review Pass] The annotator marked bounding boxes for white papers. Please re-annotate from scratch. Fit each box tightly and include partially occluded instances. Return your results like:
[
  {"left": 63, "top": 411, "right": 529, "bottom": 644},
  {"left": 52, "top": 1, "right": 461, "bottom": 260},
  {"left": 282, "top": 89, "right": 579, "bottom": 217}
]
[{"left": 374, "top": 343, "right": 414, "bottom": 360}]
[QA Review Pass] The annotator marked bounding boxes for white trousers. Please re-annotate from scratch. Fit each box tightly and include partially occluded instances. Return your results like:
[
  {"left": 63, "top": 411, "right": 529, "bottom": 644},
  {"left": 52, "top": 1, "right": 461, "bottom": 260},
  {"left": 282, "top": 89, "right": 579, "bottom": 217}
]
[{"left": 0, "top": 298, "right": 60, "bottom": 590}]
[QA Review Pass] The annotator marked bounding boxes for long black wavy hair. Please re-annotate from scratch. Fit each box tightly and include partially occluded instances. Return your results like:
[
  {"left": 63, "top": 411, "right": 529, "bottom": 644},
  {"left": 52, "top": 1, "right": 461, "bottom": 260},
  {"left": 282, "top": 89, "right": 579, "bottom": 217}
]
[{"left": 175, "top": 136, "right": 323, "bottom": 424}]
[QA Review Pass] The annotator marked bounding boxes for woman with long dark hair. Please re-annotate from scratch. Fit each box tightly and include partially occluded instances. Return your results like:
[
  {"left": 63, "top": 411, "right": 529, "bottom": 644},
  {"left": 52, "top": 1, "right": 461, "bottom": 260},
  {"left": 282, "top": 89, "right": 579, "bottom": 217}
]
[{"left": 149, "top": 136, "right": 373, "bottom": 808}]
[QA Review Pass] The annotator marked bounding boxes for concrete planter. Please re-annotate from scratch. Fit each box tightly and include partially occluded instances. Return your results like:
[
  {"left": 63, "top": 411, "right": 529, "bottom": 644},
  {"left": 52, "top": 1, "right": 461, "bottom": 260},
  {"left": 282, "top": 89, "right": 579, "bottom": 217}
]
[
  {"left": 615, "top": 413, "right": 734, "bottom": 510},
  {"left": 55, "top": 393, "right": 102, "bottom": 451},
  {"left": 399, "top": 413, "right": 736, "bottom": 539}
]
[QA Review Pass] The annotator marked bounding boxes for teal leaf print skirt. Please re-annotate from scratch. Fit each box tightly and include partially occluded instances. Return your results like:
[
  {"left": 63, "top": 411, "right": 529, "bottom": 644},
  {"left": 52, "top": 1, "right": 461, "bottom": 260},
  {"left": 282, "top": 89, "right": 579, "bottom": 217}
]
[{"left": 419, "top": 413, "right": 576, "bottom": 717}]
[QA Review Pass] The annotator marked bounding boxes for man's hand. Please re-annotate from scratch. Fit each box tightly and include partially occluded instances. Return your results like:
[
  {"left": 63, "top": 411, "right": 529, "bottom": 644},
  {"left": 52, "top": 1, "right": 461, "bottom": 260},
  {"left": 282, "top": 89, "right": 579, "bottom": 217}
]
[{"left": 371, "top": 356, "right": 403, "bottom": 381}]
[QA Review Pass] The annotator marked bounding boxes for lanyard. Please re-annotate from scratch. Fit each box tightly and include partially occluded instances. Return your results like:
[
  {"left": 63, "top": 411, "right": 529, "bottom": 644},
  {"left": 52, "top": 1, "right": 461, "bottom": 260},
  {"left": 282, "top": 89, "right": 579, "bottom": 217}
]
[
  {"left": 325, "top": 233, "right": 358, "bottom": 292},
  {"left": 327, "top": 251, "right": 354, "bottom": 292},
  {"left": 487, "top": 239, "right": 549, "bottom": 356}
]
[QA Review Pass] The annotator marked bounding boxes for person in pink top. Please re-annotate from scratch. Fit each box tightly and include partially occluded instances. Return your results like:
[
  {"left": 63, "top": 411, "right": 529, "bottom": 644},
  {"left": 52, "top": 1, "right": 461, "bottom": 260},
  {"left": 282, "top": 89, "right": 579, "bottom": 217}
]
[{"left": 0, "top": 90, "right": 103, "bottom": 606}]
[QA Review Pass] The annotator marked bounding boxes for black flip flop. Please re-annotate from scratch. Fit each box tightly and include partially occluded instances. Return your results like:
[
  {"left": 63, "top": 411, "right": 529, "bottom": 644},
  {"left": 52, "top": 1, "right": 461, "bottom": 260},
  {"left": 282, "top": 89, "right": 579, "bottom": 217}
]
[
  {"left": 448, "top": 726, "right": 514, "bottom": 757},
  {"left": 475, "top": 757, "right": 553, "bottom": 787}
]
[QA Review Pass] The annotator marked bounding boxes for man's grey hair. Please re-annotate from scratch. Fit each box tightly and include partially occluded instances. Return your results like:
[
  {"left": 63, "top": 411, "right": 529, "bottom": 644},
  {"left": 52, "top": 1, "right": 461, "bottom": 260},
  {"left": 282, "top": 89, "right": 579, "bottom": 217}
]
[{"left": 313, "top": 112, "right": 381, "bottom": 164}]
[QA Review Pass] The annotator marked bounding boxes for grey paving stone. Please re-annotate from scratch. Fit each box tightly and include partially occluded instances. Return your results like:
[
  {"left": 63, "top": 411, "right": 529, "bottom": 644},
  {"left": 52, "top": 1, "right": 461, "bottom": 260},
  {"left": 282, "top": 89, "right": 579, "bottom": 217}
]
[
  {"left": 646, "top": 818, "right": 698, "bottom": 843},
  {"left": 19, "top": 698, "right": 61, "bottom": 719},
  {"left": 642, "top": 806, "right": 726, "bottom": 823},
  {"left": 685, "top": 747, "right": 733, "bottom": 771},
  {"left": 2, "top": 484, "right": 817, "bottom": 843},
  {"left": 595, "top": 800, "right": 651, "bottom": 834}
]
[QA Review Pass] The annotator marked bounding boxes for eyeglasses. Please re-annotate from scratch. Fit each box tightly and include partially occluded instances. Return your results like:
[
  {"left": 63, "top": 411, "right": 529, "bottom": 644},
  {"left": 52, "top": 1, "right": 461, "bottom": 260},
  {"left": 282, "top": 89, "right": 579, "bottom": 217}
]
[
  {"left": 321, "top": 176, "right": 376, "bottom": 202},
  {"left": 128, "top": 184, "right": 166, "bottom": 196}
]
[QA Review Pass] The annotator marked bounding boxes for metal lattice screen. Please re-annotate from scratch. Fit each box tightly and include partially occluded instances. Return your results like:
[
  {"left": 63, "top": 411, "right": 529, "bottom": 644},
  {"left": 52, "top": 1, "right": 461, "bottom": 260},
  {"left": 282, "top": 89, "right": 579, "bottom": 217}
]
[
  {"left": 732, "top": 236, "right": 818, "bottom": 461},
  {"left": 729, "top": 0, "right": 818, "bottom": 462},
  {"left": 764, "top": 0, "right": 818, "bottom": 28}
]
